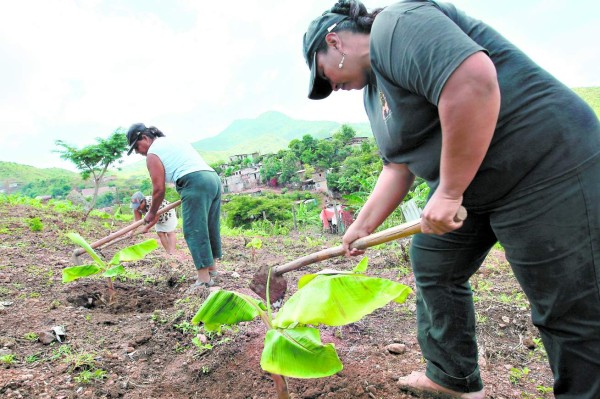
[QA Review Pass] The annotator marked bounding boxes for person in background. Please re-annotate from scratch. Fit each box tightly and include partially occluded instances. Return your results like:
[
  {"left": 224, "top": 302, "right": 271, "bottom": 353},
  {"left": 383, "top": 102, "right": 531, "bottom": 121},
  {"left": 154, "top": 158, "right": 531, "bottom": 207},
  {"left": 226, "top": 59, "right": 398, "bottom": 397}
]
[
  {"left": 130, "top": 191, "right": 177, "bottom": 254},
  {"left": 126, "top": 123, "right": 222, "bottom": 288},
  {"left": 302, "top": 1, "right": 600, "bottom": 398}
]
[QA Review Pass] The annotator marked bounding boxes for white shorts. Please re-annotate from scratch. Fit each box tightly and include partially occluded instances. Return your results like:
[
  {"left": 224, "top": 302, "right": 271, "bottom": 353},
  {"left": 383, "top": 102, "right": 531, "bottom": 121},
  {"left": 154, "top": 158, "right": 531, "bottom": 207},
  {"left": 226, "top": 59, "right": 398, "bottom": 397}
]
[{"left": 155, "top": 213, "right": 177, "bottom": 233}]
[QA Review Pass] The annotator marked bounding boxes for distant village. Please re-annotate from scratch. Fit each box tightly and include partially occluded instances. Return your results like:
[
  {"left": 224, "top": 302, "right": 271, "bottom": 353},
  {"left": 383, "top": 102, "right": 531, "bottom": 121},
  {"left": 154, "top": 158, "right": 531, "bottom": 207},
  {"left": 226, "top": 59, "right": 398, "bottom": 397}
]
[
  {"left": 0, "top": 136, "right": 371, "bottom": 201},
  {"left": 220, "top": 136, "right": 369, "bottom": 195}
]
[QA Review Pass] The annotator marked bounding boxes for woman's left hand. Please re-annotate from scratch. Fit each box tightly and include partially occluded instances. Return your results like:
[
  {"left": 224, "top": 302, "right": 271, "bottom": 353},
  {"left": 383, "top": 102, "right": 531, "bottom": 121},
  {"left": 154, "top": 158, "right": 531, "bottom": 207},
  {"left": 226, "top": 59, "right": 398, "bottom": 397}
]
[{"left": 420, "top": 192, "right": 464, "bottom": 235}]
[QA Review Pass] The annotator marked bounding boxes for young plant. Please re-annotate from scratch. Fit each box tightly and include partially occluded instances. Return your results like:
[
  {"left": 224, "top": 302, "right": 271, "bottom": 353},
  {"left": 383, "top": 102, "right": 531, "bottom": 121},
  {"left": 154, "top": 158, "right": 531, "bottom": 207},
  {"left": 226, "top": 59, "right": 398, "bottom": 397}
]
[
  {"left": 191, "top": 257, "right": 411, "bottom": 399},
  {"left": 245, "top": 237, "right": 263, "bottom": 263},
  {"left": 23, "top": 332, "right": 39, "bottom": 342},
  {"left": 0, "top": 354, "right": 16, "bottom": 365},
  {"left": 62, "top": 232, "right": 158, "bottom": 303},
  {"left": 27, "top": 217, "right": 44, "bottom": 232},
  {"left": 509, "top": 366, "right": 530, "bottom": 385}
]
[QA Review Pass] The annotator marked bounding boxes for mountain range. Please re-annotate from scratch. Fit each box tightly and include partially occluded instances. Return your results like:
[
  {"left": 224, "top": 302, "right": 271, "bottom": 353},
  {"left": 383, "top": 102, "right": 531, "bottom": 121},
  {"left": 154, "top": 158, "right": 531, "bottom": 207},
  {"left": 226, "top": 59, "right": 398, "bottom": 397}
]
[{"left": 192, "top": 111, "right": 372, "bottom": 161}]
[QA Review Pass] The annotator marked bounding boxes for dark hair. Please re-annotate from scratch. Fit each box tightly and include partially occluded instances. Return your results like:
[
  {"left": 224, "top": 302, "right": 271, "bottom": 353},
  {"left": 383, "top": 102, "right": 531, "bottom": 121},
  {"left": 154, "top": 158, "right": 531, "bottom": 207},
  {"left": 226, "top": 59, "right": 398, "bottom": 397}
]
[
  {"left": 315, "top": 0, "right": 383, "bottom": 54},
  {"left": 141, "top": 126, "right": 166, "bottom": 140}
]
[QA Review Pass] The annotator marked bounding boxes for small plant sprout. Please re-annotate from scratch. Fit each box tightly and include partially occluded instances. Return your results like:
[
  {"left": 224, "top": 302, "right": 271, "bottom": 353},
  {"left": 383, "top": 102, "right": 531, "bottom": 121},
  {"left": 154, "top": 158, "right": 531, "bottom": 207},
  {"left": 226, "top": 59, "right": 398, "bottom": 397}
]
[
  {"left": 26, "top": 217, "right": 43, "bottom": 232},
  {"left": 25, "top": 354, "right": 40, "bottom": 364},
  {"left": 23, "top": 332, "right": 39, "bottom": 342},
  {"left": 509, "top": 366, "right": 530, "bottom": 385},
  {"left": 245, "top": 237, "right": 263, "bottom": 262},
  {"left": 62, "top": 232, "right": 158, "bottom": 304},
  {"left": 191, "top": 256, "right": 411, "bottom": 399},
  {"left": 0, "top": 354, "right": 16, "bottom": 365}
]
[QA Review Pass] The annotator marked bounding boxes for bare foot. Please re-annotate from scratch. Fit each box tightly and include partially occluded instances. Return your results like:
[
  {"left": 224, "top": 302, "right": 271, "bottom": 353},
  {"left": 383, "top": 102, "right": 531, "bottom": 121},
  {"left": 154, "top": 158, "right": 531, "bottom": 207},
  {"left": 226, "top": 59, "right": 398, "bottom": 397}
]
[{"left": 397, "top": 371, "right": 485, "bottom": 399}]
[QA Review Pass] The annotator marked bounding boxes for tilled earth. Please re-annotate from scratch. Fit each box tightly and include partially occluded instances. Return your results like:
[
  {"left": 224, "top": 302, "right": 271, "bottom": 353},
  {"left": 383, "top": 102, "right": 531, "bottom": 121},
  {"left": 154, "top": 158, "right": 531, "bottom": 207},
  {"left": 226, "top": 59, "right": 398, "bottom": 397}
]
[{"left": 0, "top": 202, "right": 554, "bottom": 398}]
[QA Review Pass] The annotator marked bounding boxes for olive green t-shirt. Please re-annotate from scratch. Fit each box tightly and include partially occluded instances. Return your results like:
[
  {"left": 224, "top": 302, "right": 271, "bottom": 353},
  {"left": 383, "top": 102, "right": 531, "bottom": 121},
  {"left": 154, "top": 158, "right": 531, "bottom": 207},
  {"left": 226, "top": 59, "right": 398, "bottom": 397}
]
[{"left": 365, "top": 0, "right": 600, "bottom": 209}]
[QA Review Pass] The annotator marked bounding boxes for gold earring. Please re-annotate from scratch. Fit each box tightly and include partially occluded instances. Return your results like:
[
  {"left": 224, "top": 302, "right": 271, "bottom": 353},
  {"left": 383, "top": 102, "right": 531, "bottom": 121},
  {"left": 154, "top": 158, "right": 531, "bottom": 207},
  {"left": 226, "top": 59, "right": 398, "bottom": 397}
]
[{"left": 338, "top": 53, "right": 346, "bottom": 69}]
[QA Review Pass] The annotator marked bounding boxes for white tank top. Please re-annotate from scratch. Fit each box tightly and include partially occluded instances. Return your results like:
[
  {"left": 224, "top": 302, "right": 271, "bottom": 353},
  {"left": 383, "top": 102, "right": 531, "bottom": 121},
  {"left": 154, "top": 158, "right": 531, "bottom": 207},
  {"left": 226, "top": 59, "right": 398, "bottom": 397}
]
[{"left": 147, "top": 137, "right": 214, "bottom": 183}]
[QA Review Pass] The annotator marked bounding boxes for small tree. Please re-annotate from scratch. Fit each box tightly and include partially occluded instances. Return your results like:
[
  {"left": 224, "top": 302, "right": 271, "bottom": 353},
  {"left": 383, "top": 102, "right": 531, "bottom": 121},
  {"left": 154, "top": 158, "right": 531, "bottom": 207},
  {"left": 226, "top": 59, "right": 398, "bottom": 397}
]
[{"left": 55, "top": 130, "right": 128, "bottom": 220}]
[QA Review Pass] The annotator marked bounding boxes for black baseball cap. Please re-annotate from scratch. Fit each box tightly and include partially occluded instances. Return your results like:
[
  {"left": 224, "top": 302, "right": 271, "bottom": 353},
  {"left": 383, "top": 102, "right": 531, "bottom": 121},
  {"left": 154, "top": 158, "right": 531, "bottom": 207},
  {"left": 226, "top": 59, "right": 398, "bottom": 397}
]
[
  {"left": 126, "top": 123, "right": 147, "bottom": 155},
  {"left": 303, "top": 12, "right": 348, "bottom": 100}
]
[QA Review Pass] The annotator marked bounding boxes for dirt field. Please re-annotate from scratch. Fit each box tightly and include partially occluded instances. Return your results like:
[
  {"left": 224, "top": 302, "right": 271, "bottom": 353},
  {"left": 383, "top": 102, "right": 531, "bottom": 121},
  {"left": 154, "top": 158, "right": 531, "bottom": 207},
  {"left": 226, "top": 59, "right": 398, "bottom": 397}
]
[{"left": 0, "top": 201, "right": 554, "bottom": 398}]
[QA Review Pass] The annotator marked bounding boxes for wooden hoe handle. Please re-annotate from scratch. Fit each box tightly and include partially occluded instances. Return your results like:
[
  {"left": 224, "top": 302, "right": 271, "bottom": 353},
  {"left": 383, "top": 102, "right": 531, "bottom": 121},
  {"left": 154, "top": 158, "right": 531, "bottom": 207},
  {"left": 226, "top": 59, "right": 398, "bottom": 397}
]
[
  {"left": 72, "top": 200, "right": 182, "bottom": 257},
  {"left": 273, "top": 206, "right": 467, "bottom": 276}
]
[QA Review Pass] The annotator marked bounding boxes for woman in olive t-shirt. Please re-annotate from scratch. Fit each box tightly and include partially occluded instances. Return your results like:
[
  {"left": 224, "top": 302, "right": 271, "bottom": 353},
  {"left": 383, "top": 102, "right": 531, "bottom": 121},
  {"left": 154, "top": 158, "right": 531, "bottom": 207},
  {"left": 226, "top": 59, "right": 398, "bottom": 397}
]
[{"left": 301, "top": 1, "right": 600, "bottom": 398}]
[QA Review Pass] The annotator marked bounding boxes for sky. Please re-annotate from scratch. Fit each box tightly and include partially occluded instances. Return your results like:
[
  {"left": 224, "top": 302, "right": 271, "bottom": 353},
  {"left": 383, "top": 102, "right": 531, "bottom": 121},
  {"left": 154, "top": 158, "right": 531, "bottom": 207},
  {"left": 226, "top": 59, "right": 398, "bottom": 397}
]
[{"left": 1, "top": 0, "right": 598, "bottom": 172}]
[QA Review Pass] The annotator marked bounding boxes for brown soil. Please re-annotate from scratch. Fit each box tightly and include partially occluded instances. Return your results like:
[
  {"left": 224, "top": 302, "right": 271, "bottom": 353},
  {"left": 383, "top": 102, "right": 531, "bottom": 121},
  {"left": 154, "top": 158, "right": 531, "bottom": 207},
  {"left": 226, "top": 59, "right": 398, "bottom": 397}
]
[{"left": 0, "top": 202, "right": 554, "bottom": 398}]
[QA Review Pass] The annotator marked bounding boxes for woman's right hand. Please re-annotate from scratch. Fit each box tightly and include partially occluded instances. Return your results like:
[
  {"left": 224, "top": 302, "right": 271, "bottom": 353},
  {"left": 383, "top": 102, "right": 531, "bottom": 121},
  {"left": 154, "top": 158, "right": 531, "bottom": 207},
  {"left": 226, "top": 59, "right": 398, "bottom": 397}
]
[{"left": 342, "top": 223, "right": 371, "bottom": 257}]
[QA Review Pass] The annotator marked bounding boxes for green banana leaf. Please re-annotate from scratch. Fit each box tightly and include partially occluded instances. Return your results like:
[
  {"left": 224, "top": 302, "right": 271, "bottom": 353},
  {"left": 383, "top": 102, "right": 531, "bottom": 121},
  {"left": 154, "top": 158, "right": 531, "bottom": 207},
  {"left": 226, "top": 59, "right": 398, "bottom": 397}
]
[
  {"left": 297, "top": 269, "right": 353, "bottom": 289},
  {"left": 103, "top": 265, "right": 126, "bottom": 278},
  {"left": 297, "top": 257, "right": 369, "bottom": 289},
  {"left": 192, "top": 290, "right": 266, "bottom": 332},
  {"left": 110, "top": 239, "right": 158, "bottom": 264},
  {"left": 274, "top": 274, "right": 412, "bottom": 328},
  {"left": 352, "top": 257, "right": 369, "bottom": 273},
  {"left": 260, "top": 327, "right": 342, "bottom": 378},
  {"left": 62, "top": 264, "right": 102, "bottom": 283},
  {"left": 67, "top": 232, "right": 105, "bottom": 267}
]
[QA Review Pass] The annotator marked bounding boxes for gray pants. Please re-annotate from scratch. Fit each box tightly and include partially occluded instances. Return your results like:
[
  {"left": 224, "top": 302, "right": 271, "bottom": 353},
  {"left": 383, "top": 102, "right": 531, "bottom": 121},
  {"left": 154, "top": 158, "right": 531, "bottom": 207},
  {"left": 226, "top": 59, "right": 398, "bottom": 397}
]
[
  {"left": 176, "top": 171, "right": 222, "bottom": 269},
  {"left": 410, "top": 156, "right": 600, "bottom": 398}
]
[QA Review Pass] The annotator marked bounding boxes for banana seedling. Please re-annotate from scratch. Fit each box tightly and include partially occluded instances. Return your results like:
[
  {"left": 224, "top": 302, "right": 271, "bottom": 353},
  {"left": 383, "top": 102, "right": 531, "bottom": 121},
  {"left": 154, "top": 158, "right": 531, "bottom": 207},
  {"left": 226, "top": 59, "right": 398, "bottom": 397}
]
[
  {"left": 62, "top": 232, "right": 158, "bottom": 304},
  {"left": 191, "top": 257, "right": 412, "bottom": 399}
]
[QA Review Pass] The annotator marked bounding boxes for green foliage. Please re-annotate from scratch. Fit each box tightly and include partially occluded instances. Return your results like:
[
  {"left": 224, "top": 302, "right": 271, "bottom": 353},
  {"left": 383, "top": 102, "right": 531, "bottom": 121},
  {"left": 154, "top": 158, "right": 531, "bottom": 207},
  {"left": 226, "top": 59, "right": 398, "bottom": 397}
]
[
  {"left": 51, "top": 199, "right": 81, "bottom": 213},
  {"left": 222, "top": 195, "right": 293, "bottom": 228},
  {"left": 95, "top": 191, "right": 116, "bottom": 208},
  {"left": 0, "top": 194, "right": 43, "bottom": 207},
  {"left": 404, "top": 178, "right": 430, "bottom": 209},
  {"left": 74, "top": 369, "right": 107, "bottom": 384},
  {"left": 23, "top": 332, "right": 39, "bottom": 342},
  {"left": 536, "top": 385, "right": 553, "bottom": 395},
  {"left": 279, "top": 152, "right": 300, "bottom": 184},
  {"left": 245, "top": 237, "right": 263, "bottom": 250},
  {"left": 327, "top": 140, "right": 381, "bottom": 194},
  {"left": 192, "top": 257, "right": 411, "bottom": 386},
  {"left": 333, "top": 124, "right": 357, "bottom": 145},
  {"left": 0, "top": 161, "right": 80, "bottom": 194},
  {"left": 62, "top": 232, "right": 158, "bottom": 285},
  {"left": 246, "top": 237, "right": 263, "bottom": 262},
  {"left": 294, "top": 203, "right": 322, "bottom": 229},
  {"left": 26, "top": 217, "right": 43, "bottom": 232},
  {"left": 508, "top": 366, "right": 530, "bottom": 384},
  {"left": 49, "top": 344, "right": 72, "bottom": 361},
  {"left": 174, "top": 321, "right": 201, "bottom": 335},
  {"left": 20, "top": 176, "right": 74, "bottom": 198},
  {"left": 0, "top": 354, "right": 16, "bottom": 365},
  {"left": 55, "top": 130, "right": 128, "bottom": 181},
  {"left": 25, "top": 354, "right": 40, "bottom": 363},
  {"left": 64, "top": 351, "right": 96, "bottom": 372},
  {"left": 261, "top": 155, "right": 282, "bottom": 182},
  {"left": 55, "top": 129, "right": 129, "bottom": 214},
  {"left": 573, "top": 87, "right": 600, "bottom": 117}
]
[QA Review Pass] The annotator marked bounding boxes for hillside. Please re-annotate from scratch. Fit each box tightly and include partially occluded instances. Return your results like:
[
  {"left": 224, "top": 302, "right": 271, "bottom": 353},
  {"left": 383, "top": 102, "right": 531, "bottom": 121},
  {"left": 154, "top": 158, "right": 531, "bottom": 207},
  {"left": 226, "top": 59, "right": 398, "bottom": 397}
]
[
  {"left": 0, "top": 162, "right": 80, "bottom": 189},
  {"left": 573, "top": 87, "right": 600, "bottom": 117},
  {"left": 191, "top": 111, "right": 372, "bottom": 164}
]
